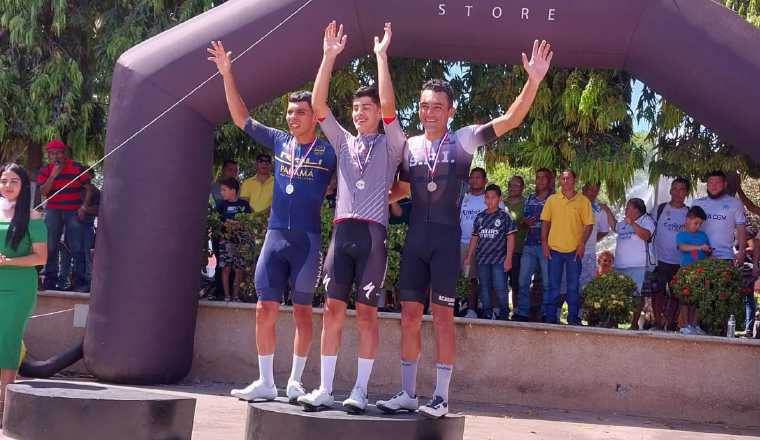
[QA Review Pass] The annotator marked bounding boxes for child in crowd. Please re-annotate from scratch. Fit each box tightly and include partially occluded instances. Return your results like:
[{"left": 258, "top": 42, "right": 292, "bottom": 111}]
[
  {"left": 675, "top": 206, "right": 711, "bottom": 335},
  {"left": 465, "top": 184, "right": 516, "bottom": 320},
  {"left": 216, "top": 177, "right": 252, "bottom": 302},
  {"left": 597, "top": 251, "right": 614, "bottom": 276}
]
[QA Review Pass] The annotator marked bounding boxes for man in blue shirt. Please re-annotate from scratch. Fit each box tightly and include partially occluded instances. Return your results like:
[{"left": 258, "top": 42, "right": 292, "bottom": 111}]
[
  {"left": 208, "top": 41, "right": 337, "bottom": 403},
  {"left": 512, "top": 168, "right": 553, "bottom": 322}
]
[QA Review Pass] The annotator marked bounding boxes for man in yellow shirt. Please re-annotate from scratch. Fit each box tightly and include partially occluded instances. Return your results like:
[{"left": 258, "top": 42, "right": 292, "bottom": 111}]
[
  {"left": 540, "top": 169, "right": 593, "bottom": 325},
  {"left": 240, "top": 153, "right": 274, "bottom": 213}
]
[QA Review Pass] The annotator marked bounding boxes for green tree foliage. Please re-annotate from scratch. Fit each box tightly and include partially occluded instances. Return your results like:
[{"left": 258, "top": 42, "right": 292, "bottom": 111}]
[
  {"left": 477, "top": 67, "right": 645, "bottom": 202},
  {"left": 1, "top": 0, "right": 757, "bottom": 197},
  {"left": 640, "top": 0, "right": 760, "bottom": 185},
  {"left": 0, "top": 0, "right": 216, "bottom": 165},
  {"left": 248, "top": 58, "right": 645, "bottom": 202},
  {"left": 1, "top": 0, "right": 97, "bottom": 163}
]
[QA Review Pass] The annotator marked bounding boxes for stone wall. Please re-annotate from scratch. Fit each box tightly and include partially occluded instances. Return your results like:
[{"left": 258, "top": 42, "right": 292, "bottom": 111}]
[{"left": 24, "top": 292, "right": 760, "bottom": 427}]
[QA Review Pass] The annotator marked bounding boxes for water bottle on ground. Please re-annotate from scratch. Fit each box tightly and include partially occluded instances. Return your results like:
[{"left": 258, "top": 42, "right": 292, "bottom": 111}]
[{"left": 727, "top": 314, "right": 736, "bottom": 338}]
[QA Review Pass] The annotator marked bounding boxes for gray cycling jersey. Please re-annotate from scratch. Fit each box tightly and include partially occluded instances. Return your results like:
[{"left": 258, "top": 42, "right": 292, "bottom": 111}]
[{"left": 319, "top": 110, "right": 405, "bottom": 226}]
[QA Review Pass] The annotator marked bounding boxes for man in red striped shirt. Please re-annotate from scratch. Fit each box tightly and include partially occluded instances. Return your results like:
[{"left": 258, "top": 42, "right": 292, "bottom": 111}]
[{"left": 37, "top": 139, "right": 94, "bottom": 291}]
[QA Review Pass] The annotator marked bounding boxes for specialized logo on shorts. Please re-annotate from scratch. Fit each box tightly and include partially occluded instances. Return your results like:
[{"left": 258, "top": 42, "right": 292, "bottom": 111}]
[
  {"left": 323, "top": 276, "right": 331, "bottom": 290},
  {"left": 363, "top": 282, "right": 375, "bottom": 299},
  {"left": 437, "top": 295, "right": 455, "bottom": 305}
]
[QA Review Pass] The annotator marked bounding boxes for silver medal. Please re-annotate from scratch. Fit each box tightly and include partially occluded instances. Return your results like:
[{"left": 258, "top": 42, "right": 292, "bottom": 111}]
[
  {"left": 355, "top": 179, "right": 366, "bottom": 190},
  {"left": 427, "top": 181, "right": 438, "bottom": 192},
  {"left": 285, "top": 183, "right": 295, "bottom": 195}
]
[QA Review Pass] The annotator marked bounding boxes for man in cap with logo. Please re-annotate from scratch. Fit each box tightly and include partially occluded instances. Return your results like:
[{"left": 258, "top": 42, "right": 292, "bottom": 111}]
[{"left": 37, "top": 139, "right": 93, "bottom": 292}]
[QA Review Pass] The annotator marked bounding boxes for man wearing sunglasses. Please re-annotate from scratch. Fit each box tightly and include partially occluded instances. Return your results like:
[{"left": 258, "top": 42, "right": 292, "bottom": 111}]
[{"left": 240, "top": 153, "right": 274, "bottom": 213}]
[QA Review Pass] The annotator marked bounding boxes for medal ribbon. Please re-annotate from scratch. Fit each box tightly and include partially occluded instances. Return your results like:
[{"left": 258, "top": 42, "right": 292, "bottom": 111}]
[
  {"left": 424, "top": 130, "right": 449, "bottom": 180},
  {"left": 288, "top": 137, "right": 318, "bottom": 184},
  {"left": 351, "top": 134, "right": 378, "bottom": 180}
]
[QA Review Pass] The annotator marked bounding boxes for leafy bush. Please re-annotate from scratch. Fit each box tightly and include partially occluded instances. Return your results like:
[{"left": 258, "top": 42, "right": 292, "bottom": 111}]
[
  {"left": 207, "top": 208, "right": 268, "bottom": 301},
  {"left": 582, "top": 272, "right": 636, "bottom": 327},
  {"left": 671, "top": 259, "right": 744, "bottom": 335},
  {"left": 207, "top": 201, "right": 412, "bottom": 307},
  {"left": 384, "top": 223, "right": 408, "bottom": 291}
]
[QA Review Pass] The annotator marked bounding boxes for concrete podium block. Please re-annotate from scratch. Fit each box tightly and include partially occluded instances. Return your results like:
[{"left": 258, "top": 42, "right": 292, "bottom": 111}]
[
  {"left": 2, "top": 381, "right": 195, "bottom": 440},
  {"left": 245, "top": 398, "right": 464, "bottom": 440}
]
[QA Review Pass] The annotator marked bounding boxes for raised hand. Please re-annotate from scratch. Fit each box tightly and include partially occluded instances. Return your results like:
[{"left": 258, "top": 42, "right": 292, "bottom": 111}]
[
  {"left": 374, "top": 22, "right": 392, "bottom": 56},
  {"left": 522, "top": 39, "right": 553, "bottom": 82},
  {"left": 323, "top": 20, "right": 347, "bottom": 59},
  {"left": 207, "top": 40, "right": 233, "bottom": 77}
]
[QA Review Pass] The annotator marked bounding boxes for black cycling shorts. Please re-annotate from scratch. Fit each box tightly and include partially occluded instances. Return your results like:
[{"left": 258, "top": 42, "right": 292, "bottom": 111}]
[
  {"left": 398, "top": 222, "right": 460, "bottom": 308},
  {"left": 322, "top": 219, "right": 388, "bottom": 307}
]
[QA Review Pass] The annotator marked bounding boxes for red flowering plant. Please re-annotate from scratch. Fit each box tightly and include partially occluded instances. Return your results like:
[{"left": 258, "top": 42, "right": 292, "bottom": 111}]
[
  {"left": 671, "top": 259, "right": 744, "bottom": 336},
  {"left": 582, "top": 272, "right": 636, "bottom": 328}
]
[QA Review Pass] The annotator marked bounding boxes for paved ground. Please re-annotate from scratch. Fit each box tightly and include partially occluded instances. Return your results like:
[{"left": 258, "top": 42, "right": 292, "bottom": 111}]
[{"left": 2, "top": 380, "right": 759, "bottom": 439}]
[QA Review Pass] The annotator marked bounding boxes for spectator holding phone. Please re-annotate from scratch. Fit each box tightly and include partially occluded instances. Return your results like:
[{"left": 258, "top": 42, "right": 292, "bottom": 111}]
[{"left": 37, "top": 140, "right": 93, "bottom": 291}]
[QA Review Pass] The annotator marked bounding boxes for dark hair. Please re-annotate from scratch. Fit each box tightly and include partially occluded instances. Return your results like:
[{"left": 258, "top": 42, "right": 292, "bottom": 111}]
[
  {"left": 470, "top": 167, "right": 487, "bottom": 179},
  {"left": 421, "top": 79, "right": 455, "bottom": 107},
  {"left": 485, "top": 183, "right": 502, "bottom": 197},
  {"left": 583, "top": 181, "right": 601, "bottom": 190},
  {"left": 706, "top": 170, "right": 726, "bottom": 181},
  {"left": 353, "top": 85, "right": 380, "bottom": 106},
  {"left": 2, "top": 163, "right": 31, "bottom": 252},
  {"left": 510, "top": 175, "right": 525, "bottom": 188},
  {"left": 536, "top": 167, "right": 553, "bottom": 177},
  {"left": 687, "top": 205, "right": 707, "bottom": 221},
  {"left": 671, "top": 177, "right": 691, "bottom": 191},
  {"left": 627, "top": 198, "right": 647, "bottom": 215},
  {"left": 560, "top": 169, "right": 576, "bottom": 179},
  {"left": 219, "top": 177, "right": 240, "bottom": 193},
  {"left": 222, "top": 159, "right": 238, "bottom": 168},
  {"left": 256, "top": 153, "right": 271, "bottom": 162},
  {"left": 288, "top": 90, "right": 313, "bottom": 108}
]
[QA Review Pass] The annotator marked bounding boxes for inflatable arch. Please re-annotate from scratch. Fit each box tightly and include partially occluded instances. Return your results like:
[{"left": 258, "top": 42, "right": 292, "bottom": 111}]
[{"left": 79, "top": 0, "right": 759, "bottom": 384}]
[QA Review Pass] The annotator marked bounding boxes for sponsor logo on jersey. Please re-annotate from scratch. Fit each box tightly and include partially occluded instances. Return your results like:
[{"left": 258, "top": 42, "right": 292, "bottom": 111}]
[
  {"left": 437, "top": 295, "right": 455, "bottom": 305},
  {"left": 707, "top": 214, "right": 728, "bottom": 221}
]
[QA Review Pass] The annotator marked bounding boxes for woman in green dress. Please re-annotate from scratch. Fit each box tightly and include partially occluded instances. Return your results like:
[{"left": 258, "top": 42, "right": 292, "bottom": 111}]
[{"left": 0, "top": 163, "right": 47, "bottom": 425}]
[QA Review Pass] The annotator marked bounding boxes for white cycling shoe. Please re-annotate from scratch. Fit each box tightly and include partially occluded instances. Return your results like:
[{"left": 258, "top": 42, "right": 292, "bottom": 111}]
[
  {"left": 286, "top": 380, "right": 306, "bottom": 403},
  {"left": 343, "top": 386, "right": 368, "bottom": 414},
  {"left": 297, "top": 388, "right": 334, "bottom": 411},
  {"left": 230, "top": 380, "right": 277, "bottom": 401},
  {"left": 375, "top": 390, "right": 418, "bottom": 414},
  {"left": 418, "top": 395, "right": 449, "bottom": 419}
]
